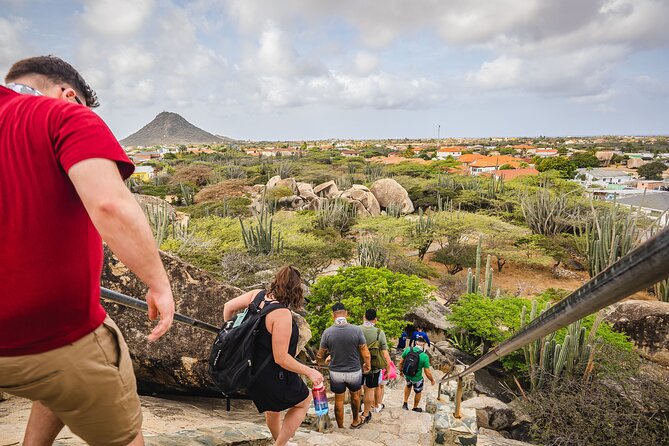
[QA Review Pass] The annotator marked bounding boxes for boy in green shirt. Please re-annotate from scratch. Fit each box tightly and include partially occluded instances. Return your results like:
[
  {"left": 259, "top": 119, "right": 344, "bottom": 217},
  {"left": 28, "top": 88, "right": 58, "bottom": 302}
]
[{"left": 399, "top": 336, "right": 435, "bottom": 412}]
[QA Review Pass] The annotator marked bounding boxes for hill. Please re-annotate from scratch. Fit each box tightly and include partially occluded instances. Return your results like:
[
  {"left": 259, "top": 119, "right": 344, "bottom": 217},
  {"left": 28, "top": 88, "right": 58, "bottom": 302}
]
[{"left": 120, "top": 112, "right": 225, "bottom": 146}]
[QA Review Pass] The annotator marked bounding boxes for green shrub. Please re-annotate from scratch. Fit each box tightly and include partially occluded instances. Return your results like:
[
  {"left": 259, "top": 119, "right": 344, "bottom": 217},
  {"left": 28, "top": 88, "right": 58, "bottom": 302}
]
[
  {"left": 181, "top": 197, "right": 252, "bottom": 218},
  {"left": 307, "top": 266, "right": 433, "bottom": 341}
]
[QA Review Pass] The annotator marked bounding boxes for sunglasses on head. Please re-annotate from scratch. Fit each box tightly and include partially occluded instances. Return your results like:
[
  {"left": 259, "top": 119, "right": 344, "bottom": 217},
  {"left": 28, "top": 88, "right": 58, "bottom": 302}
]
[{"left": 6, "top": 82, "right": 83, "bottom": 105}]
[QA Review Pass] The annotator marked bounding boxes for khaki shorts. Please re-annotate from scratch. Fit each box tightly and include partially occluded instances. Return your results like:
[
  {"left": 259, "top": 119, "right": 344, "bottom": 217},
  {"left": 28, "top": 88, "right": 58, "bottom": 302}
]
[{"left": 0, "top": 316, "right": 142, "bottom": 446}]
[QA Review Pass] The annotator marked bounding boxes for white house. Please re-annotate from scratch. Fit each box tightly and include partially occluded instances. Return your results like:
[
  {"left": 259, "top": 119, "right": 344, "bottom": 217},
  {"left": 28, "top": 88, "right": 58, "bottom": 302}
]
[
  {"left": 575, "top": 168, "right": 634, "bottom": 188},
  {"left": 436, "top": 147, "right": 463, "bottom": 160}
]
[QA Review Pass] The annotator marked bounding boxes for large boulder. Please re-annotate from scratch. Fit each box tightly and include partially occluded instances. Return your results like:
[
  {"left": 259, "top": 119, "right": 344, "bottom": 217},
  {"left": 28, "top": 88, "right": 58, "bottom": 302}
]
[
  {"left": 341, "top": 187, "right": 381, "bottom": 216},
  {"left": 277, "top": 195, "right": 304, "bottom": 210},
  {"left": 605, "top": 300, "right": 669, "bottom": 366},
  {"left": 370, "top": 178, "right": 414, "bottom": 213},
  {"left": 406, "top": 300, "right": 453, "bottom": 334},
  {"left": 101, "top": 247, "right": 312, "bottom": 395},
  {"left": 296, "top": 182, "right": 318, "bottom": 201},
  {"left": 313, "top": 180, "right": 339, "bottom": 198},
  {"left": 275, "top": 178, "right": 298, "bottom": 194}
]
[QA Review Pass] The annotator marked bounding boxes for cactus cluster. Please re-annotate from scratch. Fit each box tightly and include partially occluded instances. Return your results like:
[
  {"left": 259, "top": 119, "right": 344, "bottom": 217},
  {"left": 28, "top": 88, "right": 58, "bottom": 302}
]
[
  {"left": 385, "top": 202, "right": 403, "bottom": 218},
  {"left": 357, "top": 236, "right": 388, "bottom": 268},
  {"left": 437, "top": 174, "right": 504, "bottom": 199},
  {"left": 655, "top": 278, "right": 669, "bottom": 303},
  {"left": 435, "top": 192, "right": 454, "bottom": 212},
  {"left": 272, "top": 163, "right": 294, "bottom": 179},
  {"left": 365, "top": 163, "right": 385, "bottom": 182},
  {"left": 179, "top": 183, "right": 195, "bottom": 206},
  {"left": 225, "top": 164, "right": 247, "bottom": 179},
  {"left": 335, "top": 175, "right": 354, "bottom": 190},
  {"left": 316, "top": 199, "right": 357, "bottom": 234},
  {"left": 411, "top": 208, "right": 436, "bottom": 261},
  {"left": 521, "top": 300, "right": 601, "bottom": 392},
  {"left": 465, "top": 235, "right": 496, "bottom": 297},
  {"left": 520, "top": 188, "right": 572, "bottom": 236},
  {"left": 145, "top": 202, "right": 170, "bottom": 247},
  {"left": 578, "top": 202, "right": 640, "bottom": 278},
  {"left": 239, "top": 208, "right": 284, "bottom": 255}
]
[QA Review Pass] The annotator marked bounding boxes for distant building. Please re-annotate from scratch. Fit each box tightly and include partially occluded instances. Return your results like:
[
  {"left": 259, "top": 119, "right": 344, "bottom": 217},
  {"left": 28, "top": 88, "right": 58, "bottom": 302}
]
[
  {"left": 616, "top": 192, "right": 669, "bottom": 226},
  {"left": 485, "top": 168, "right": 540, "bottom": 180},
  {"left": 131, "top": 166, "right": 155, "bottom": 182},
  {"left": 534, "top": 148, "right": 558, "bottom": 158},
  {"left": 341, "top": 150, "right": 362, "bottom": 157},
  {"left": 633, "top": 180, "right": 666, "bottom": 191},
  {"left": 436, "top": 147, "right": 464, "bottom": 160},
  {"left": 575, "top": 168, "right": 634, "bottom": 187},
  {"left": 469, "top": 155, "right": 522, "bottom": 175}
]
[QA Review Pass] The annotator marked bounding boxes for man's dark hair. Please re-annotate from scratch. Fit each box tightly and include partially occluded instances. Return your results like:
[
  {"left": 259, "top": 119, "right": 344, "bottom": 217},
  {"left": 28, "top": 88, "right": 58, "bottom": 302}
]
[
  {"left": 364, "top": 308, "right": 377, "bottom": 321},
  {"left": 5, "top": 55, "right": 99, "bottom": 108}
]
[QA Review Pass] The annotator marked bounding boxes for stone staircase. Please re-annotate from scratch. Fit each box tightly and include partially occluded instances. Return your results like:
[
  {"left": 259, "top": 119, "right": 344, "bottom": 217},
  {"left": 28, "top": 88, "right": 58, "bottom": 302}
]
[
  {"left": 293, "top": 378, "right": 436, "bottom": 446},
  {"left": 2, "top": 371, "right": 513, "bottom": 446}
]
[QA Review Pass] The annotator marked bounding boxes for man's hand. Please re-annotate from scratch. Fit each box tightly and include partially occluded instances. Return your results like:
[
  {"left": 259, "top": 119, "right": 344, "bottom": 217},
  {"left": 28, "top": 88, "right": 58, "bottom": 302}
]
[
  {"left": 146, "top": 286, "right": 174, "bottom": 341},
  {"left": 363, "top": 362, "right": 371, "bottom": 373},
  {"left": 430, "top": 378, "right": 436, "bottom": 386}
]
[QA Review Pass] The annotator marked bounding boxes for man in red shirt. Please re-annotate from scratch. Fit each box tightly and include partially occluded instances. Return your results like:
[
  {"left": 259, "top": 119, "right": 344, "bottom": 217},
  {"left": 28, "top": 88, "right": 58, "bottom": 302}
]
[{"left": 0, "top": 56, "right": 175, "bottom": 446}]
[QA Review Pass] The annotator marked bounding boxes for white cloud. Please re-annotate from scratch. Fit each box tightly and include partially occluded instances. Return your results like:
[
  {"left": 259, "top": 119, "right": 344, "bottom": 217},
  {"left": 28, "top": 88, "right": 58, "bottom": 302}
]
[
  {"left": 354, "top": 51, "right": 379, "bottom": 76},
  {"left": 78, "top": 0, "right": 154, "bottom": 38},
  {"left": 0, "top": 16, "right": 30, "bottom": 74}
]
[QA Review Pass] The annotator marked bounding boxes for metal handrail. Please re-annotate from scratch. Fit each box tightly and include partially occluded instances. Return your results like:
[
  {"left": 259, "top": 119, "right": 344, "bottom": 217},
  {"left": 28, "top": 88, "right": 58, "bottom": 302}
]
[
  {"left": 100, "top": 287, "right": 330, "bottom": 370},
  {"left": 101, "top": 287, "right": 220, "bottom": 333},
  {"left": 438, "top": 225, "right": 669, "bottom": 417}
]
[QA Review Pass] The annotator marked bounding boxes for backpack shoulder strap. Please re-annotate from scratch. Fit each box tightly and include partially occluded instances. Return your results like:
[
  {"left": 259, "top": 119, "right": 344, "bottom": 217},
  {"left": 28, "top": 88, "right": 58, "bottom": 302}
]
[{"left": 376, "top": 327, "right": 381, "bottom": 341}]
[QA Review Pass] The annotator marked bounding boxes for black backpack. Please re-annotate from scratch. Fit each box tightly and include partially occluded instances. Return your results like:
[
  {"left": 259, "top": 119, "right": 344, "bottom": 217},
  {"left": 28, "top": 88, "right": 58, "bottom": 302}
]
[
  {"left": 402, "top": 347, "right": 421, "bottom": 377},
  {"left": 208, "top": 291, "right": 284, "bottom": 396}
]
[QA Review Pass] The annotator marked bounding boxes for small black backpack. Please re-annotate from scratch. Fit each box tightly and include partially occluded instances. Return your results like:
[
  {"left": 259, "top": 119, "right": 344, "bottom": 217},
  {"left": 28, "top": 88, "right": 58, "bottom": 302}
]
[
  {"left": 208, "top": 291, "right": 284, "bottom": 396},
  {"left": 402, "top": 347, "right": 421, "bottom": 377}
]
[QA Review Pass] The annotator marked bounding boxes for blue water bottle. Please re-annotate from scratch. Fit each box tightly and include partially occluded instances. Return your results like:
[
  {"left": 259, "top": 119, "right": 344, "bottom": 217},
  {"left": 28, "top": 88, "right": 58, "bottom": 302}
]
[{"left": 312, "top": 384, "right": 329, "bottom": 416}]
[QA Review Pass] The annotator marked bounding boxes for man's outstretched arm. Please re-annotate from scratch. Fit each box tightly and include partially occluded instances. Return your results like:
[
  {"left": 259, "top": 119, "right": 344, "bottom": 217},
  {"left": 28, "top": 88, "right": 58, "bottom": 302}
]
[{"left": 68, "top": 158, "right": 174, "bottom": 341}]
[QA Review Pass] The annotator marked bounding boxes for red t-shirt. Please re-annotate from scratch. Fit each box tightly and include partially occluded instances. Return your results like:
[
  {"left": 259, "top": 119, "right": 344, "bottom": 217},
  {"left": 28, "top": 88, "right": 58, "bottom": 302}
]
[{"left": 0, "top": 86, "right": 134, "bottom": 356}]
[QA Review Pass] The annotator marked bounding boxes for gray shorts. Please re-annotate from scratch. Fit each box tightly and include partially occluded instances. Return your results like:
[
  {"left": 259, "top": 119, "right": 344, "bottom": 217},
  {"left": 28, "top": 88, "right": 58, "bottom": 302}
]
[{"left": 329, "top": 370, "right": 363, "bottom": 394}]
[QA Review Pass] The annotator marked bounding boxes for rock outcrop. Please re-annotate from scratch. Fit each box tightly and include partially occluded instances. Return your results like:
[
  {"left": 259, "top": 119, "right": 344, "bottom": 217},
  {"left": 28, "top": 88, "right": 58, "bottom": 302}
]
[
  {"left": 605, "top": 300, "right": 669, "bottom": 366},
  {"left": 101, "top": 247, "right": 311, "bottom": 394},
  {"left": 313, "top": 180, "right": 339, "bottom": 198},
  {"left": 370, "top": 178, "right": 414, "bottom": 213},
  {"left": 340, "top": 186, "right": 381, "bottom": 217}
]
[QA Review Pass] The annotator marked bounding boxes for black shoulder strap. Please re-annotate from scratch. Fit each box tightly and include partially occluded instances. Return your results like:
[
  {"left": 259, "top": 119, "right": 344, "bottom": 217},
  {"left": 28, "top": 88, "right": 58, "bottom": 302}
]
[
  {"left": 249, "top": 290, "right": 266, "bottom": 313},
  {"left": 376, "top": 327, "right": 381, "bottom": 341}
]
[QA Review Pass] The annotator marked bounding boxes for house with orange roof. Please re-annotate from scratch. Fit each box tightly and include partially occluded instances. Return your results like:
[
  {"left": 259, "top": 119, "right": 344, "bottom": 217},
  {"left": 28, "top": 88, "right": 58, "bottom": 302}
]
[
  {"left": 482, "top": 168, "right": 539, "bottom": 180},
  {"left": 535, "top": 148, "right": 559, "bottom": 158},
  {"left": 436, "top": 146, "right": 466, "bottom": 160},
  {"left": 341, "top": 149, "right": 362, "bottom": 157},
  {"left": 457, "top": 153, "right": 487, "bottom": 166},
  {"left": 469, "top": 155, "right": 522, "bottom": 175}
]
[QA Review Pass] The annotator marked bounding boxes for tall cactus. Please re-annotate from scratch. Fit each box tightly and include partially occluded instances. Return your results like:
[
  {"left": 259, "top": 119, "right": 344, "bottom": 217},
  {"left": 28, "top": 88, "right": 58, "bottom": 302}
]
[
  {"left": 145, "top": 202, "right": 170, "bottom": 247},
  {"left": 239, "top": 208, "right": 283, "bottom": 255},
  {"left": 578, "top": 202, "right": 641, "bottom": 278},
  {"left": 464, "top": 235, "right": 495, "bottom": 297},
  {"left": 521, "top": 188, "right": 573, "bottom": 236},
  {"left": 357, "top": 236, "right": 388, "bottom": 268},
  {"left": 411, "top": 208, "right": 436, "bottom": 261},
  {"left": 521, "top": 301, "right": 602, "bottom": 392}
]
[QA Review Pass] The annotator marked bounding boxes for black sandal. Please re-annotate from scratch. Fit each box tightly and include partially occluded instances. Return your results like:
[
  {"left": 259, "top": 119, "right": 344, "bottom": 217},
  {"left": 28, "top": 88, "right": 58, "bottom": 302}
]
[{"left": 350, "top": 418, "right": 365, "bottom": 429}]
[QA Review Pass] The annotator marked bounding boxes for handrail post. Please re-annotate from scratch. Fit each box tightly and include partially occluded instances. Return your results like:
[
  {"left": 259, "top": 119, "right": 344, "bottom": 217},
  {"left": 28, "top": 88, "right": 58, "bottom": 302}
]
[
  {"left": 454, "top": 377, "right": 463, "bottom": 419},
  {"left": 437, "top": 381, "right": 442, "bottom": 401}
]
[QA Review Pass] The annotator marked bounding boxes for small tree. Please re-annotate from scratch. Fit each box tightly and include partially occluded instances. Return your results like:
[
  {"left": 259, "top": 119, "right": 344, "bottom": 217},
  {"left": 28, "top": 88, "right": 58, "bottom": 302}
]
[
  {"left": 571, "top": 153, "right": 601, "bottom": 168},
  {"left": 536, "top": 157, "right": 577, "bottom": 179},
  {"left": 637, "top": 161, "right": 667, "bottom": 180},
  {"left": 432, "top": 243, "right": 478, "bottom": 275},
  {"left": 306, "top": 267, "right": 433, "bottom": 341}
]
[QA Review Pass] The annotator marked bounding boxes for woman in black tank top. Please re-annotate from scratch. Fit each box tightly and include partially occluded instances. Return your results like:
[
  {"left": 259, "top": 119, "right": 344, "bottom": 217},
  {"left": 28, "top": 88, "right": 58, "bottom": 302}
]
[{"left": 223, "top": 266, "right": 323, "bottom": 446}]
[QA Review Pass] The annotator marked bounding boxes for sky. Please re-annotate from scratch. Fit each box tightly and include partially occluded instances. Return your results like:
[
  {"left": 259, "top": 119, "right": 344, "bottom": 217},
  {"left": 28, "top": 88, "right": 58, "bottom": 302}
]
[{"left": 1, "top": 0, "right": 668, "bottom": 141}]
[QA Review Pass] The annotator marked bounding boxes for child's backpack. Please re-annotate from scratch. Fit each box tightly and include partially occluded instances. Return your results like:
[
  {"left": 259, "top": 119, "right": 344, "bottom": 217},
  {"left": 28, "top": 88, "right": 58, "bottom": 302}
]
[
  {"left": 208, "top": 291, "right": 284, "bottom": 395},
  {"left": 402, "top": 347, "right": 421, "bottom": 378}
]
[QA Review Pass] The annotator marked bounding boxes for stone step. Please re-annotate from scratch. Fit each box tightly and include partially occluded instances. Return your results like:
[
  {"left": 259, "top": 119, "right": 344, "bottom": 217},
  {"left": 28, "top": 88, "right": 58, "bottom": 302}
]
[{"left": 144, "top": 424, "right": 273, "bottom": 446}]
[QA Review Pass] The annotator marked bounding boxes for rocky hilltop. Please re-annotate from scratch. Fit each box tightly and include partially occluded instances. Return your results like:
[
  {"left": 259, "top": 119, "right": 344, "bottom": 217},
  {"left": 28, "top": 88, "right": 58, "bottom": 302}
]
[{"left": 120, "top": 111, "right": 225, "bottom": 146}]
